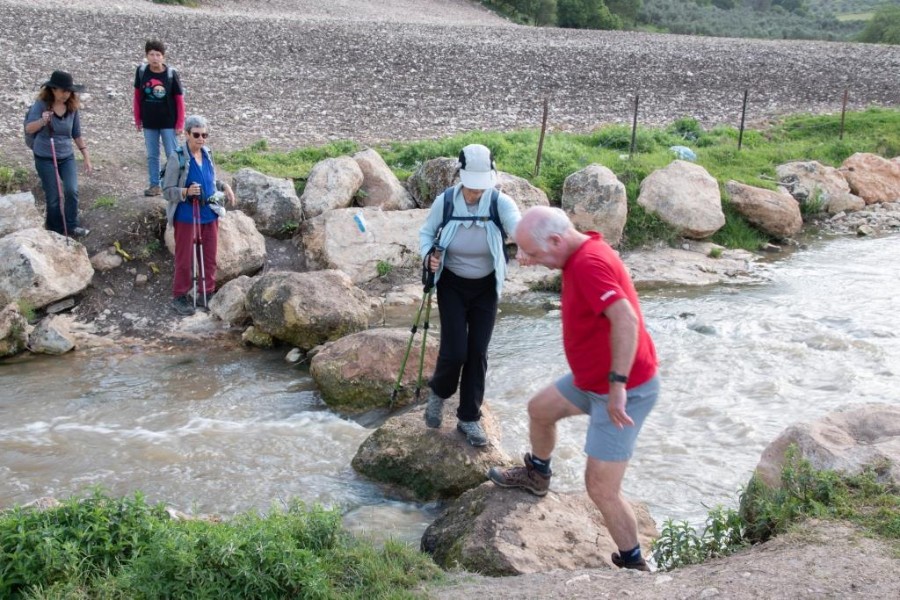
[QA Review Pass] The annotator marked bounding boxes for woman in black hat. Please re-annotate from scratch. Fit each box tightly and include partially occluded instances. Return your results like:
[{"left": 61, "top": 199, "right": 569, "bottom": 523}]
[{"left": 23, "top": 70, "right": 92, "bottom": 238}]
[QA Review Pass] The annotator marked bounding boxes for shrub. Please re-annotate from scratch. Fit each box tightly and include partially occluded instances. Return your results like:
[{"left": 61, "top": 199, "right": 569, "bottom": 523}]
[
  {"left": 858, "top": 5, "right": 900, "bottom": 44},
  {"left": 558, "top": 0, "right": 623, "bottom": 29}
]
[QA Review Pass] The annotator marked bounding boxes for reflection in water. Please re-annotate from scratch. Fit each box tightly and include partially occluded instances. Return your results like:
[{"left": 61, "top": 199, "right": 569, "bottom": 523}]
[{"left": 1, "top": 235, "right": 898, "bottom": 541}]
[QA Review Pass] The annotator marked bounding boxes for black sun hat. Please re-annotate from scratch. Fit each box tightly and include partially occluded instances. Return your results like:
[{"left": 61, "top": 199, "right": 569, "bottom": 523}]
[{"left": 42, "top": 70, "right": 85, "bottom": 93}]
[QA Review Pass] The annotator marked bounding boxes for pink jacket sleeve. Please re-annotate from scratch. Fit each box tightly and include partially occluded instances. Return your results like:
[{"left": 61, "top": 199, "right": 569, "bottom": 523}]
[
  {"left": 174, "top": 94, "right": 185, "bottom": 131},
  {"left": 133, "top": 88, "right": 142, "bottom": 127}
]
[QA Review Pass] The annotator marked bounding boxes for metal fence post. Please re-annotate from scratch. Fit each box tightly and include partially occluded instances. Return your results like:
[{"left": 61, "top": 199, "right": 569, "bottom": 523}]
[
  {"left": 738, "top": 89, "right": 748, "bottom": 151},
  {"left": 629, "top": 93, "right": 640, "bottom": 158},
  {"left": 534, "top": 98, "right": 549, "bottom": 177},
  {"left": 839, "top": 88, "right": 849, "bottom": 140}
]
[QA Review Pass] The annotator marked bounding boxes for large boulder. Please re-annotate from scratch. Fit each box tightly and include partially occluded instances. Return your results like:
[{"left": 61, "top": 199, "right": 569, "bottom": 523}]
[
  {"left": 300, "top": 156, "right": 364, "bottom": 219},
  {"left": 638, "top": 160, "right": 724, "bottom": 239},
  {"left": 755, "top": 403, "right": 900, "bottom": 489},
  {"left": 310, "top": 328, "right": 438, "bottom": 414},
  {"left": 0, "top": 192, "right": 42, "bottom": 238},
  {"left": 840, "top": 153, "right": 900, "bottom": 205},
  {"left": 0, "top": 229, "right": 93, "bottom": 309},
  {"left": 561, "top": 165, "right": 628, "bottom": 246},
  {"left": 232, "top": 168, "right": 304, "bottom": 238},
  {"left": 298, "top": 207, "right": 428, "bottom": 284},
  {"left": 496, "top": 172, "right": 550, "bottom": 211},
  {"left": 166, "top": 211, "right": 267, "bottom": 285},
  {"left": 407, "top": 157, "right": 459, "bottom": 208},
  {"left": 626, "top": 245, "right": 761, "bottom": 288},
  {"left": 421, "top": 483, "right": 658, "bottom": 575},
  {"left": 0, "top": 302, "right": 28, "bottom": 358},
  {"left": 353, "top": 148, "right": 416, "bottom": 210},
  {"left": 208, "top": 275, "right": 252, "bottom": 325},
  {"left": 352, "top": 402, "right": 510, "bottom": 500},
  {"left": 776, "top": 160, "right": 864, "bottom": 214},
  {"left": 245, "top": 270, "right": 370, "bottom": 350},
  {"left": 725, "top": 181, "right": 802, "bottom": 239}
]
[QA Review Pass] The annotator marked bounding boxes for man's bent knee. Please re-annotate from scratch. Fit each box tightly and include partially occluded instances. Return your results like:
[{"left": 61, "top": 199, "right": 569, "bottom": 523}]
[{"left": 527, "top": 384, "right": 583, "bottom": 423}]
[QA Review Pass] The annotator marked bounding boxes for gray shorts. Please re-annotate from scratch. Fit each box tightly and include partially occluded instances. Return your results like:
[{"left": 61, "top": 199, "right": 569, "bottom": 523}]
[{"left": 555, "top": 373, "right": 660, "bottom": 462}]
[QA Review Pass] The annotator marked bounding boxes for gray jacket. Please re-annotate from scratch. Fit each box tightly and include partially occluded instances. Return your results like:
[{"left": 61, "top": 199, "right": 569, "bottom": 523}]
[{"left": 162, "top": 144, "right": 224, "bottom": 225}]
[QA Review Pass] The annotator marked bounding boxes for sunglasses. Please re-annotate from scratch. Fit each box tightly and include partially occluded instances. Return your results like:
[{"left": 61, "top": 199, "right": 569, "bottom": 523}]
[{"left": 190, "top": 131, "right": 209, "bottom": 139}]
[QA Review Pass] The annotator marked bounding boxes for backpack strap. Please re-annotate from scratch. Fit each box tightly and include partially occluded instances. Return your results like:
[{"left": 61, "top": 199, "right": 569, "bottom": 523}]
[{"left": 438, "top": 186, "right": 509, "bottom": 262}]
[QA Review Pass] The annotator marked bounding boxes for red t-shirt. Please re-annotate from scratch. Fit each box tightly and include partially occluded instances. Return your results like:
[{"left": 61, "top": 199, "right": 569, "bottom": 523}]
[{"left": 561, "top": 232, "right": 657, "bottom": 394}]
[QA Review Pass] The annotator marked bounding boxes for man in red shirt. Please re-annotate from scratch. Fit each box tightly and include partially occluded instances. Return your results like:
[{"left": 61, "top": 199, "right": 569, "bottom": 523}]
[{"left": 488, "top": 206, "right": 660, "bottom": 572}]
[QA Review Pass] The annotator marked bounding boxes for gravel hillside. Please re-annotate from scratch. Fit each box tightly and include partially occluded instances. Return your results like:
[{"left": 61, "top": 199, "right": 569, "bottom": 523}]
[{"left": 0, "top": 0, "right": 898, "bottom": 168}]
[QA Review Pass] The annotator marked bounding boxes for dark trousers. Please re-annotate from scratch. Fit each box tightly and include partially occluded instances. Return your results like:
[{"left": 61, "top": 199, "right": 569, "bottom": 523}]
[
  {"left": 430, "top": 269, "right": 498, "bottom": 422},
  {"left": 34, "top": 154, "right": 78, "bottom": 235}
]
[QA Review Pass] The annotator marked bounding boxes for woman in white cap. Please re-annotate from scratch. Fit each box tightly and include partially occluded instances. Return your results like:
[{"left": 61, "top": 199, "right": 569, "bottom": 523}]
[
  {"left": 23, "top": 70, "right": 92, "bottom": 237},
  {"left": 417, "top": 144, "right": 521, "bottom": 447}
]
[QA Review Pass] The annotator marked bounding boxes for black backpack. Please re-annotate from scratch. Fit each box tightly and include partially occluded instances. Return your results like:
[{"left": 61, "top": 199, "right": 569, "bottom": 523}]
[{"left": 439, "top": 187, "right": 508, "bottom": 249}]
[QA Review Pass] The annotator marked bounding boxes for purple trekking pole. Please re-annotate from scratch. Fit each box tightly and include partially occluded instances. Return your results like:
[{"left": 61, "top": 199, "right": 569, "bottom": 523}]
[{"left": 48, "top": 135, "right": 69, "bottom": 244}]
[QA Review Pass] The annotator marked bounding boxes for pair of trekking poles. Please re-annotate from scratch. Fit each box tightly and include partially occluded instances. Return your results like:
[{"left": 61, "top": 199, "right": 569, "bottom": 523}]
[
  {"left": 389, "top": 241, "right": 444, "bottom": 410},
  {"left": 48, "top": 130, "right": 69, "bottom": 246},
  {"left": 189, "top": 195, "right": 208, "bottom": 310}
]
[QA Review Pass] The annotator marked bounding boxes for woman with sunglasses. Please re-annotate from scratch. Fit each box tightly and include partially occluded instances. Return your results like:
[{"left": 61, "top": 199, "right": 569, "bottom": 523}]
[
  {"left": 23, "top": 70, "right": 92, "bottom": 238},
  {"left": 162, "top": 114, "right": 235, "bottom": 316}
]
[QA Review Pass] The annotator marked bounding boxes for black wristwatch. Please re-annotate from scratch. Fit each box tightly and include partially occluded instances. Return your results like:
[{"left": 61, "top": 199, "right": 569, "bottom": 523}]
[{"left": 608, "top": 371, "right": 628, "bottom": 384}]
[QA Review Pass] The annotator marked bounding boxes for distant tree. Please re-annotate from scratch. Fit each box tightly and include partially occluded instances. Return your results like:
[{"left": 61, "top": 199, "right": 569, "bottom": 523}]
[
  {"left": 558, "top": 0, "right": 623, "bottom": 29},
  {"left": 772, "top": 0, "right": 807, "bottom": 15},
  {"left": 858, "top": 5, "right": 900, "bottom": 44},
  {"left": 712, "top": 0, "right": 738, "bottom": 9},
  {"left": 606, "top": 0, "right": 643, "bottom": 23},
  {"left": 534, "top": 0, "right": 559, "bottom": 25}
]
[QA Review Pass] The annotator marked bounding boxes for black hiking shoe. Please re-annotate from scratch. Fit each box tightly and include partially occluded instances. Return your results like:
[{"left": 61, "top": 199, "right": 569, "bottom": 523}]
[
  {"left": 172, "top": 295, "right": 195, "bottom": 316},
  {"left": 487, "top": 453, "right": 551, "bottom": 496},
  {"left": 611, "top": 552, "right": 651, "bottom": 572}
]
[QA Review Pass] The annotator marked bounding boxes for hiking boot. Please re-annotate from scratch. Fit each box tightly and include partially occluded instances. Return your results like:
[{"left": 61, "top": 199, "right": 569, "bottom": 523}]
[
  {"left": 424, "top": 390, "right": 445, "bottom": 428},
  {"left": 611, "top": 552, "right": 651, "bottom": 572},
  {"left": 457, "top": 419, "right": 488, "bottom": 447},
  {"left": 487, "top": 453, "right": 551, "bottom": 496},
  {"left": 144, "top": 185, "right": 162, "bottom": 197},
  {"left": 72, "top": 227, "right": 90, "bottom": 238},
  {"left": 194, "top": 291, "right": 214, "bottom": 310},
  {"left": 171, "top": 295, "right": 195, "bottom": 316}
]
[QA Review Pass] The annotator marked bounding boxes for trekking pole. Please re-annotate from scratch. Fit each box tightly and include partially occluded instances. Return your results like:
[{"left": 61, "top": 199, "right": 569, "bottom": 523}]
[
  {"left": 413, "top": 247, "right": 441, "bottom": 401},
  {"left": 191, "top": 198, "right": 200, "bottom": 310},
  {"left": 196, "top": 198, "right": 208, "bottom": 309},
  {"left": 390, "top": 289, "right": 429, "bottom": 409},
  {"left": 48, "top": 136, "right": 69, "bottom": 245}
]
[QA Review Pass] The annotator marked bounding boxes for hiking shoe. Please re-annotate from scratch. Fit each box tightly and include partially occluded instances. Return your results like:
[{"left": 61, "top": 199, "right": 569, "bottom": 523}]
[
  {"left": 424, "top": 390, "right": 445, "bottom": 428},
  {"left": 194, "top": 291, "right": 214, "bottom": 310},
  {"left": 611, "top": 552, "right": 651, "bottom": 572},
  {"left": 457, "top": 419, "right": 488, "bottom": 447},
  {"left": 144, "top": 185, "right": 162, "bottom": 197},
  {"left": 487, "top": 453, "right": 551, "bottom": 496},
  {"left": 171, "top": 295, "right": 195, "bottom": 316},
  {"left": 72, "top": 227, "right": 90, "bottom": 238}
]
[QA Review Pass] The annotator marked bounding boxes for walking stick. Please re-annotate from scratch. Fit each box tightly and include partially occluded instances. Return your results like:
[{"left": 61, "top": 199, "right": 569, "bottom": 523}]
[
  {"left": 196, "top": 200, "right": 208, "bottom": 309},
  {"left": 191, "top": 198, "right": 200, "bottom": 309},
  {"left": 389, "top": 247, "right": 441, "bottom": 409},
  {"left": 48, "top": 136, "right": 69, "bottom": 245}
]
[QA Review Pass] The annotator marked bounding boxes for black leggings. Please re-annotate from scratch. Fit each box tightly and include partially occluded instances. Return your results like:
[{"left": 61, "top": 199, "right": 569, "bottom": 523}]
[{"left": 429, "top": 269, "right": 498, "bottom": 422}]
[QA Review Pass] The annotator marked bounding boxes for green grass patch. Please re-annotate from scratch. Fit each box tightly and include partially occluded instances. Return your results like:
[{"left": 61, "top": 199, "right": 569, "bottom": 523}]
[
  {"left": 837, "top": 11, "right": 874, "bottom": 21},
  {"left": 653, "top": 446, "right": 900, "bottom": 571},
  {"left": 0, "top": 490, "right": 440, "bottom": 599},
  {"left": 218, "top": 108, "right": 899, "bottom": 250},
  {"left": 0, "top": 165, "right": 30, "bottom": 195},
  {"left": 92, "top": 195, "right": 117, "bottom": 209}
]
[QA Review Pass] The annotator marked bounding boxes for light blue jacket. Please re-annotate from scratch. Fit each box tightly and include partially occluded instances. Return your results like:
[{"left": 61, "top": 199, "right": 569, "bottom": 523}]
[{"left": 419, "top": 184, "right": 521, "bottom": 298}]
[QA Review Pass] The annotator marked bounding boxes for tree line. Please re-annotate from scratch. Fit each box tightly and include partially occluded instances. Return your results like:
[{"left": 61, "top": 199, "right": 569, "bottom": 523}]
[{"left": 481, "top": 0, "right": 899, "bottom": 44}]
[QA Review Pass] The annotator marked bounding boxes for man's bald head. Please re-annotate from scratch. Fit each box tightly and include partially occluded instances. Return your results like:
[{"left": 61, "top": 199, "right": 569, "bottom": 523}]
[{"left": 514, "top": 206, "right": 583, "bottom": 269}]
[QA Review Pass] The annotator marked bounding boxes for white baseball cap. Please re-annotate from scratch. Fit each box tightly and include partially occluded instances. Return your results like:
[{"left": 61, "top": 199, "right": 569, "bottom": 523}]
[{"left": 458, "top": 144, "right": 496, "bottom": 190}]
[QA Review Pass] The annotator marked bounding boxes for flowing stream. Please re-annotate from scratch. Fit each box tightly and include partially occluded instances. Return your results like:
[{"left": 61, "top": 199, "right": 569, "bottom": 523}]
[{"left": 1, "top": 235, "right": 898, "bottom": 544}]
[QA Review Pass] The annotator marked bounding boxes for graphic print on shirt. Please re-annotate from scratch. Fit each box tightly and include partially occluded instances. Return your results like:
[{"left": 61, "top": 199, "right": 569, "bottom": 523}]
[{"left": 143, "top": 77, "right": 167, "bottom": 103}]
